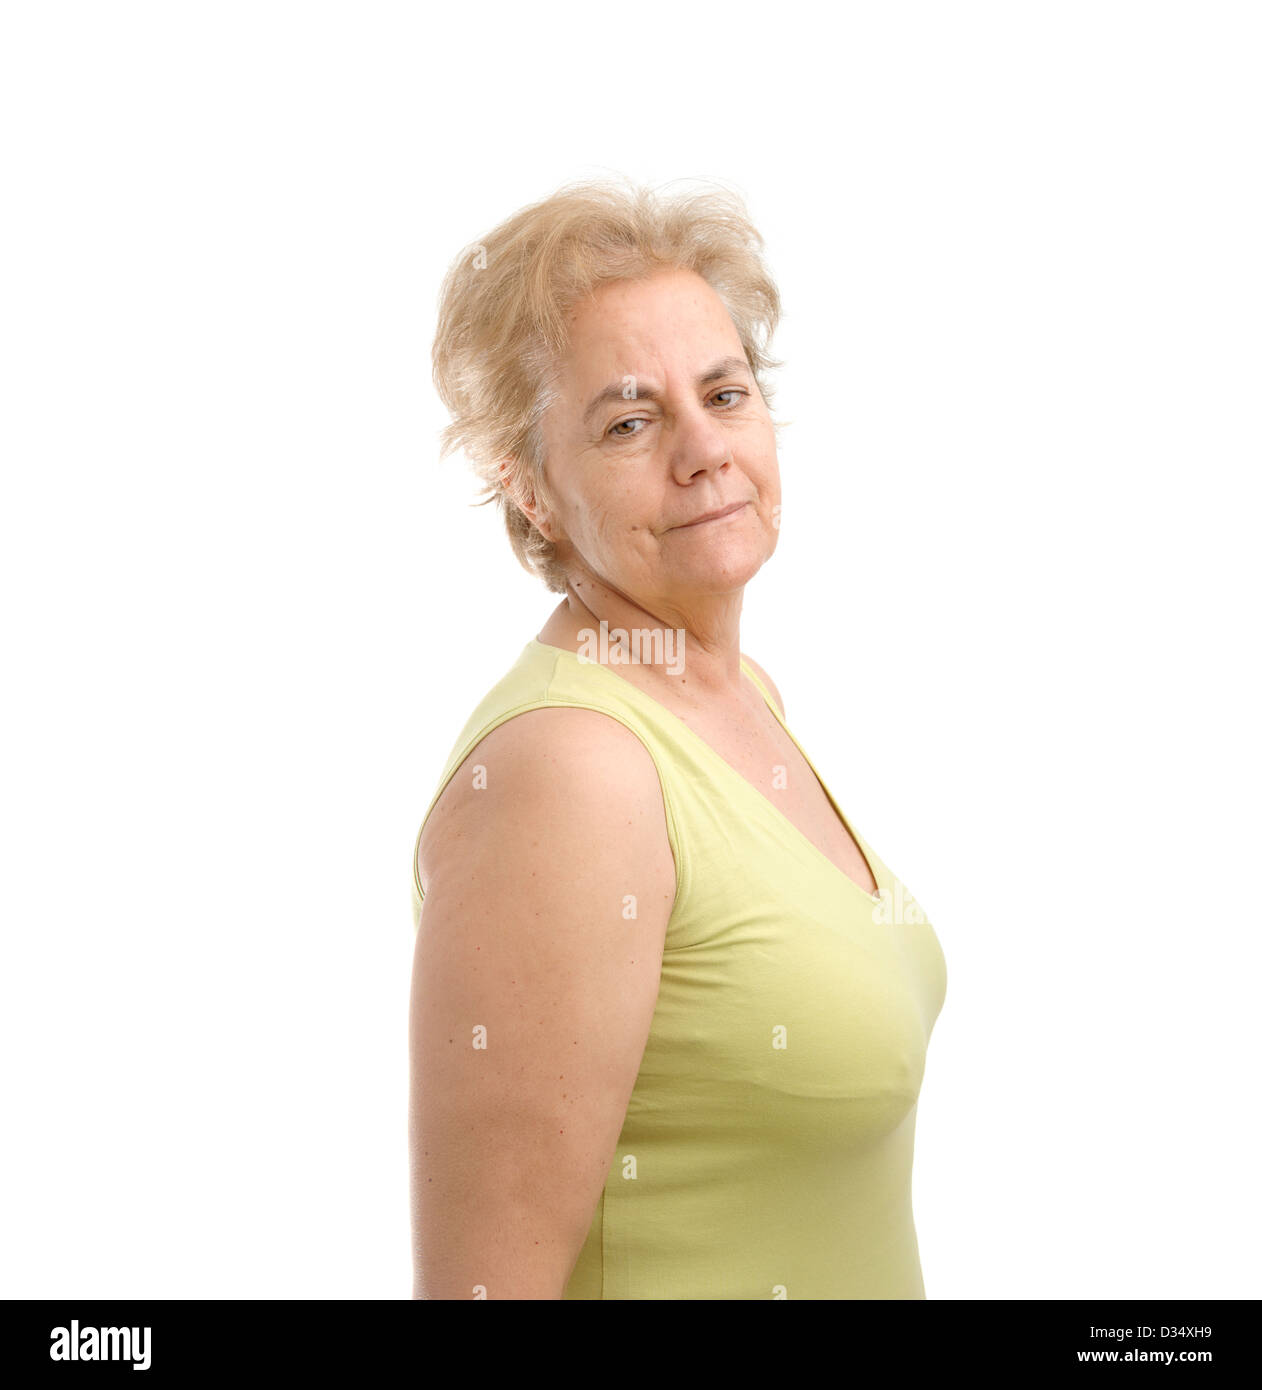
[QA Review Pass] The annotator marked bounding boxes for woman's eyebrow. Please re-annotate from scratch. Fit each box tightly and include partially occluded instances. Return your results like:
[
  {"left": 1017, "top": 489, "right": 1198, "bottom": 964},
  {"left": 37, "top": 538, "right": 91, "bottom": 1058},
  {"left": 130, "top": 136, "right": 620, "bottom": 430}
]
[{"left": 581, "top": 355, "right": 752, "bottom": 426}]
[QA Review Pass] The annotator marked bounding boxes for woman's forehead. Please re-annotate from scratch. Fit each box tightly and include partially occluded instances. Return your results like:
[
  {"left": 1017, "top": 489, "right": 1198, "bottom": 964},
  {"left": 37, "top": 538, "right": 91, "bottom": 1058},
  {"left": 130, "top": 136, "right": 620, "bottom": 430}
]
[{"left": 561, "top": 277, "right": 745, "bottom": 385}]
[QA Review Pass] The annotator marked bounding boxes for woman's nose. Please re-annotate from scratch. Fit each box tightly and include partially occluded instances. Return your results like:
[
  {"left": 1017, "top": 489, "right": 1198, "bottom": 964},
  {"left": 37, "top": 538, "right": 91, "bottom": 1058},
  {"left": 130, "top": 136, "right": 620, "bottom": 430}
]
[{"left": 668, "top": 409, "right": 732, "bottom": 483}]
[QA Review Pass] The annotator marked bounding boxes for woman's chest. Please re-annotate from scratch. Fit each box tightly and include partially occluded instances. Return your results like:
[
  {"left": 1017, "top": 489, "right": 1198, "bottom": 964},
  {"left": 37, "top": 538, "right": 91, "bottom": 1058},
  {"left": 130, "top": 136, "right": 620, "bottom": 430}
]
[
  {"left": 677, "top": 704, "right": 878, "bottom": 896},
  {"left": 642, "top": 888, "right": 946, "bottom": 1153}
]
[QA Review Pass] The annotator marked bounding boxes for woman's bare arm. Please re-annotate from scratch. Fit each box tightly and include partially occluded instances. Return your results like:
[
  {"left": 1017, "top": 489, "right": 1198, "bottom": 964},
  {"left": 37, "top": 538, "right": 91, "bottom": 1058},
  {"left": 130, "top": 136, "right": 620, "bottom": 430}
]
[{"left": 409, "top": 706, "right": 676, "bottom": 1299}]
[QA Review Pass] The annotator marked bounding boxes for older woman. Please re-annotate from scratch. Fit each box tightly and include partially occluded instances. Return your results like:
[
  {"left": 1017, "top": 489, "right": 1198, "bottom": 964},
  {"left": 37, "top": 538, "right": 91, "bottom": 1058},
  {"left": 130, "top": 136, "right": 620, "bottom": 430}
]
[{"left": 409, "top": 178, "right": 947, "bottom": 1300}]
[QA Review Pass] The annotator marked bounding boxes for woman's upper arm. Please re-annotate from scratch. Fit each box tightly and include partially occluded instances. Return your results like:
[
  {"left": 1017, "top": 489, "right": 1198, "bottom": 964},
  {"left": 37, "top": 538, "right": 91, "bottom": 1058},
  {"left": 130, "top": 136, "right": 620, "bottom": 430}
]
[{"left": 409, "top": 706, "right": 676, "bottom": 1299}]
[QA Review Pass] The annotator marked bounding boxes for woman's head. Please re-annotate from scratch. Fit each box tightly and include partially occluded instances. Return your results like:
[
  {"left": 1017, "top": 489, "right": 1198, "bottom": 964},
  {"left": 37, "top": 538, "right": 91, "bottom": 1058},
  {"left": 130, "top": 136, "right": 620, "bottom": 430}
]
[{"left": 431, "top": 177, "right": 784, "bottom": 603}]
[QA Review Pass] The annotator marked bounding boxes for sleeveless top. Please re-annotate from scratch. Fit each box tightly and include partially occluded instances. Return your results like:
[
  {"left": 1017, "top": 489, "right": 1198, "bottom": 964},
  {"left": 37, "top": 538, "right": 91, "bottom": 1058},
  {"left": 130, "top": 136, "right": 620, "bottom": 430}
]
[{"left": 410, "top": 637, "right": 948, "bottom": 1300}]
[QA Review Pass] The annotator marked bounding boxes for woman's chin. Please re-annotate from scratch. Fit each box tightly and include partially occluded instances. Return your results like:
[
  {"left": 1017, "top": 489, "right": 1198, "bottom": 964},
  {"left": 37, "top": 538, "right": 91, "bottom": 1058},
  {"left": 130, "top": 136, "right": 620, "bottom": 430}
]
[{"left": 672, "top": 541, "right": 771, "bottom": 593}]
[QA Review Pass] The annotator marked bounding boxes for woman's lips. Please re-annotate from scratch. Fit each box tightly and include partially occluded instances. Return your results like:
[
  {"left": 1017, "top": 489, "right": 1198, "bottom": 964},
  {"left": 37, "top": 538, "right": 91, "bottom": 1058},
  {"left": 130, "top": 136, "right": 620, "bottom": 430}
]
[{"left": 672, "top": 500, "right": 749, "bottom": 529}]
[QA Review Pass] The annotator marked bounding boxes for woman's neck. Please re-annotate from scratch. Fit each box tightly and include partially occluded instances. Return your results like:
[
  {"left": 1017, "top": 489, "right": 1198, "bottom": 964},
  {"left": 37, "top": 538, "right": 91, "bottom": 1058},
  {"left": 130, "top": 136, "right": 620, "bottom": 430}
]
[{"left": 535, "top": 584, "right": 750, "bottom": 706}]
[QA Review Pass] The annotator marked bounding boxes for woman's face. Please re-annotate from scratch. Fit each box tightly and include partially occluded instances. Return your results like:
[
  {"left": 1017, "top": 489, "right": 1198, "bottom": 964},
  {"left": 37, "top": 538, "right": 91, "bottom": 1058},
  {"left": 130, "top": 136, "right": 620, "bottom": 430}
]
[{"left": 534, "top": 267, "right": 781, "bottom": 610}]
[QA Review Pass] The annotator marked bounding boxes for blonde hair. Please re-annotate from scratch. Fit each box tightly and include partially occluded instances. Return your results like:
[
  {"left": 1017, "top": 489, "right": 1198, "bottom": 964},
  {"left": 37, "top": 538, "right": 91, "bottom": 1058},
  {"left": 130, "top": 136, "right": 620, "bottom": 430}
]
[{"left": 431, "top": 175, "right": 784, "bottom": 593}]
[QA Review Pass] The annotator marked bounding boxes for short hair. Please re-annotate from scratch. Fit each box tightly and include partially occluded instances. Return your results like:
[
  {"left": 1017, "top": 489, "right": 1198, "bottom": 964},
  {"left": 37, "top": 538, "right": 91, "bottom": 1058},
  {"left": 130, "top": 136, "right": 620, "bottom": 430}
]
[{"left": 430, "top": 176, "right": 784, "bottom": 593}]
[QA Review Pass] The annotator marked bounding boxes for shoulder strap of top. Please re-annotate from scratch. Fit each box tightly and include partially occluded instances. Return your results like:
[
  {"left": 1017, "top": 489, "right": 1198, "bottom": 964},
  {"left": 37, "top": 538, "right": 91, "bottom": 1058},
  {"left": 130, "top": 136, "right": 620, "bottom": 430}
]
[
  {"left": 739, "top": 656, "right": 784, "bottom": 724},
  {"left": 411, "top": 640, "right": 690, "bottom": 926}
]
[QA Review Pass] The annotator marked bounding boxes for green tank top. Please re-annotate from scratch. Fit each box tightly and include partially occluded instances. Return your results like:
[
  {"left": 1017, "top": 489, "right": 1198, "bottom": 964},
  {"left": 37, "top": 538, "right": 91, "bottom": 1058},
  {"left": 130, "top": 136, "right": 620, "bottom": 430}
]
[{"left": 410, "top": 637, "right": 948, "bottom": 1299}]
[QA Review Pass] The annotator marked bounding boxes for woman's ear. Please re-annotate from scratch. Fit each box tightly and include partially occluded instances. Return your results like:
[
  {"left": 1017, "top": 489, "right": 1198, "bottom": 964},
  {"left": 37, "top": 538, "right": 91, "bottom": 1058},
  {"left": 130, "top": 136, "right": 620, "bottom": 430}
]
[{"left": 499, "top": 457, "right": 556, "bottom": 541}]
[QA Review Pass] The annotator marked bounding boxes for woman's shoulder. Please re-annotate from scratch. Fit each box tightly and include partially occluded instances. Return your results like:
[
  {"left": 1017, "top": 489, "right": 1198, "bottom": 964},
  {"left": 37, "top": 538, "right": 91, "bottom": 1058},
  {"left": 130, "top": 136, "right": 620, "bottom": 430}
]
[
  {"left": 457, "top": 700, "right": 661, "bottom": 777},
  {"left": 416, "top": 703, "right": 674, "bottom": 904}
]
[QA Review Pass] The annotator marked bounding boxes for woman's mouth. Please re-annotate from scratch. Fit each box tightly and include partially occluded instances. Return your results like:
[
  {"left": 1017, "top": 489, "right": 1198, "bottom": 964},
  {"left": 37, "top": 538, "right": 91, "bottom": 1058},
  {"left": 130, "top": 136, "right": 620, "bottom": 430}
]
[{"left": 672, "top": 500, "right": 749, "bottom": 530}]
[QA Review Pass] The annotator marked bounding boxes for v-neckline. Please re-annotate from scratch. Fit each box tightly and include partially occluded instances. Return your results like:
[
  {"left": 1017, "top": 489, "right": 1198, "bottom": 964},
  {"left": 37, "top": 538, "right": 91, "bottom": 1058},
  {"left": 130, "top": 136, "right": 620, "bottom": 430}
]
[{"left": 529, "top": 639, "right": 883, "bottom": 905}]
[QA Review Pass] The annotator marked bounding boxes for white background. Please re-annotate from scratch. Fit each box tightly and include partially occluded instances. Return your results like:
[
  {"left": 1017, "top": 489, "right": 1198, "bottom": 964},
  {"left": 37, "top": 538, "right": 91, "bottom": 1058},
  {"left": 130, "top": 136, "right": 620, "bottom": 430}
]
[{"left": 2, "top": 1, "right": 1258, "bottom": 1299}]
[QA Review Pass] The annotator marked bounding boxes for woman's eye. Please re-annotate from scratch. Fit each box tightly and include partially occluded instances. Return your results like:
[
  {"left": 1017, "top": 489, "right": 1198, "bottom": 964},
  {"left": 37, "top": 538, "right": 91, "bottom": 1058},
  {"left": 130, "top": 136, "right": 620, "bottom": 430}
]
[{"left": 607, "top": 389, "right": 747, "bottom": 439}]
